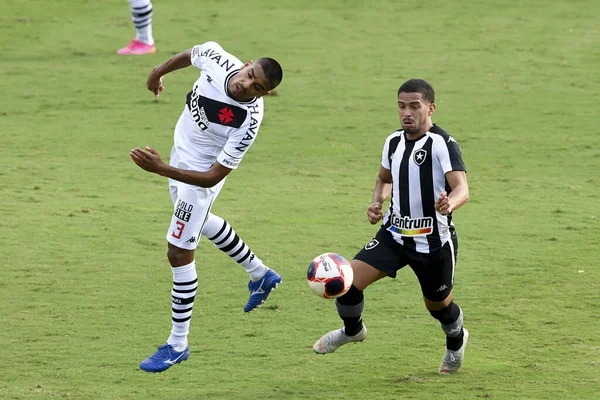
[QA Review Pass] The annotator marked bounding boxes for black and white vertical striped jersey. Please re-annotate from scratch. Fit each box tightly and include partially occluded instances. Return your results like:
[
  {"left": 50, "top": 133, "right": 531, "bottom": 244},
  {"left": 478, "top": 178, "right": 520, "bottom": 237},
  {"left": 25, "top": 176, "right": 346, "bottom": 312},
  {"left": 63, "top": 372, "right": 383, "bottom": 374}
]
[{"left": 381, "top": 124, "right": 466, "bottom": 254}]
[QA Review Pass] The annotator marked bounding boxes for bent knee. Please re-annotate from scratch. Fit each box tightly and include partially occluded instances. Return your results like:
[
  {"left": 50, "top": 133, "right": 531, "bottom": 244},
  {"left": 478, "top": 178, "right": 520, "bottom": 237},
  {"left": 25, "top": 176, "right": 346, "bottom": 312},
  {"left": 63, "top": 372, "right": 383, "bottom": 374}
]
[
  {"left": 424, "top": 292, "right": 453, "bottom": 311},
  {"left": 350, "top": 259, "right": 387, "bottom": 291},
  {"left": 167, "top": 244, "right": 194, "bottom": 266}
]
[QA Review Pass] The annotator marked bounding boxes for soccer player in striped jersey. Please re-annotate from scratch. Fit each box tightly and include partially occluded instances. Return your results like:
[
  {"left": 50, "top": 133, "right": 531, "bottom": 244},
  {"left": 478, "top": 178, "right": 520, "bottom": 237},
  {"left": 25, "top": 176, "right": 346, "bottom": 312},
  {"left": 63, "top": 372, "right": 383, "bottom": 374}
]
[
  {"left": 117, "top": 0, "right": 156, "bottom": 55},
  {"left": 313, "top": 79, "right": 471, "bottom": 375},
  {"left": 129, "top": 42, "right": 283, "bottom": 372}
]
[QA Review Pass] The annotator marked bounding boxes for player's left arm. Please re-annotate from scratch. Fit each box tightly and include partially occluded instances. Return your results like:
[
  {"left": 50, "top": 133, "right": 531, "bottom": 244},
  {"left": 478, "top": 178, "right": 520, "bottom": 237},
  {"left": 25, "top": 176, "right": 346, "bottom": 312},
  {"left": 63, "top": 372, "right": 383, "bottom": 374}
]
[
  {"left": 435, "top": 171, "right": 469, "bottom": 215},
  {"left": 434, "top": 134, "right": 469, "bottom": 215},
  {"left": 129, "top": 146, "right": 232, "bottom": 188}
]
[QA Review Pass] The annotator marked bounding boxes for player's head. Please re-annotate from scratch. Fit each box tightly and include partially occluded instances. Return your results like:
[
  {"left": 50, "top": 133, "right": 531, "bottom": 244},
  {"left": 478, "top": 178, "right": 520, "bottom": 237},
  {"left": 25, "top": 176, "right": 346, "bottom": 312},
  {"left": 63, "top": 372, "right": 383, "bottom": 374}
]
[
  {"left": 397, "top": 79, "right": 436, "bottom": 135},
  {"left": 228, "top": 58, "right": 283, "bottom": 101}
]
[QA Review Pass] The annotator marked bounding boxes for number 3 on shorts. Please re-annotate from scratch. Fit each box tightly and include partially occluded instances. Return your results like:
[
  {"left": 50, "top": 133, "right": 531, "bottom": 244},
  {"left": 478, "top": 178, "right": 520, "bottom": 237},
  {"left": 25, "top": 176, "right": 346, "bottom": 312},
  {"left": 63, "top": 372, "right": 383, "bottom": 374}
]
[{"left": 172, "top": 221, "right": 185, "bottom": 239}]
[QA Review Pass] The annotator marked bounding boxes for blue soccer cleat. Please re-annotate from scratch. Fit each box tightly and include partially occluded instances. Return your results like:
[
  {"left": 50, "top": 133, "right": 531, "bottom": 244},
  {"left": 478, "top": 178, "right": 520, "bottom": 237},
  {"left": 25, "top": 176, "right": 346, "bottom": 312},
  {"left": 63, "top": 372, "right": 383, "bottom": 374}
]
[
  {"left": 139, "top": 343, "right": 190, "bottom": 373},
  {"left": 244, "top": 269, "right": 282, "bottom": 312}
]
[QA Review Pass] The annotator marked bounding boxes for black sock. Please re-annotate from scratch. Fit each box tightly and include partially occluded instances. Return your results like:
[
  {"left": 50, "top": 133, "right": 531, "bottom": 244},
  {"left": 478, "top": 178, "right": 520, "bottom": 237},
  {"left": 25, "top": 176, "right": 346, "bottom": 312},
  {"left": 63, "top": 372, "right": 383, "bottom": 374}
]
[
  {"left": 341, "top": 316, "right": 363, "bottom": 337},
  {"left": 446, "top": 328, "right": 464, "bottom": 351},
  {"left": 336, "top": 285, "right": 364, "bottom": 336},
  {"left": 429, "top": 301, "right": 464, "bottom": 351}
]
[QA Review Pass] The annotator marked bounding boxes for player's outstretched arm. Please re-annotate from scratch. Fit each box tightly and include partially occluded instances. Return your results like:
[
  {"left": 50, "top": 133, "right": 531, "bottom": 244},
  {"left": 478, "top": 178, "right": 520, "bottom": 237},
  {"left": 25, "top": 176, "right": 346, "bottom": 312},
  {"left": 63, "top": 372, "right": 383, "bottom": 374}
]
[
  {"left": 129, "top": 146, "right": 232, "bottom": 188},
  {"left": 146, "top": 49, "right": 193, "bottom": 96},
  {"left": 368, "top": 166, "right": 392, "bottom": 224}
]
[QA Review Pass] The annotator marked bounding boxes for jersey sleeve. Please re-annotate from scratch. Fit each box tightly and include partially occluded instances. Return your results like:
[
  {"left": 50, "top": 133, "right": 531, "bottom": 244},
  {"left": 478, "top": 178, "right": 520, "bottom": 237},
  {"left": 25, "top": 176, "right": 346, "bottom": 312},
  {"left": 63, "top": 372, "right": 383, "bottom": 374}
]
[
  {"left": 381, "top": 132, "right": 401, "bottom": 170},
  {"left": 436, "top": 136, "right": 467, "bottom": 174},
  {"left": 381, "top": 138, "right": 391, "bottom": 169},
  {"left": 190, "top": 41, "right": 221, "bottom": 69},
  {"left": 215, "top": 116, "right": 263, "bottom": 170}
]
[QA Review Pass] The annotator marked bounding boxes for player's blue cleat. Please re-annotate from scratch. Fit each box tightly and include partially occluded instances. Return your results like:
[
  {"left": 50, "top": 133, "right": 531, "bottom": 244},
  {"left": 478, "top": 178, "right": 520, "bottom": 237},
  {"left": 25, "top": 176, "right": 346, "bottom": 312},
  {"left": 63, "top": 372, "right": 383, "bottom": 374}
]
[
  {"left": 139, "top": 343, "right": 190, "bottom": 373},
  {"left": 244, "top": 269, "right": 282, "bottom": 312}
]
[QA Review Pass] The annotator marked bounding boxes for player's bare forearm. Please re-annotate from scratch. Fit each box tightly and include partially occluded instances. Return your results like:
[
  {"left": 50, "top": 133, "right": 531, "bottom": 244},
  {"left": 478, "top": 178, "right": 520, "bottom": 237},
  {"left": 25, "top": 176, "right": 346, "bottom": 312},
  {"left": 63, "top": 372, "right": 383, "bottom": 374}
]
[
  {"left": 437, "top": 170, "right": 469, "bottom": 214},
  {"left": 372, "top": 177, "right": 392, "bottom": 205},
  {"left": 367, "top": 166, "right": 392, "bottom": 224},
  {"left": 157, "top": 165, "right": 224, "bottom": 188},
  {"left": 147, "top": 50, "right": 193, "bottom": 96},
  {"left": 153, "top": 49, "right": 192, "bottom": 76},
  {"left": 447, "top": 182, "right": 469, "bottom": 212},
  {"left": 372, "top": 166, "right": 393, "bottom": 205},
  {"left": 130, "top": 146, "right": 229, "bottom": 188}
]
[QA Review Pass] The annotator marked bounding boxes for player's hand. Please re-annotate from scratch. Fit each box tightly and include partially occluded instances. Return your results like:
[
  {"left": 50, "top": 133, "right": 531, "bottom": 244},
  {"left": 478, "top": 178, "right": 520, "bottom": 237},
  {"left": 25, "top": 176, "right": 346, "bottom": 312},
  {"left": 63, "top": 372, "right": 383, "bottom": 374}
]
[
  {"left": 367, "top": 202, "right": 384, "bottom": 224},
  {"left": 147, "top": 68, "right": 165, "bottom": 98},
  {"left": 435, "top": 191, "right": 452, "bottom": 215},
  {"left": 129, "top": 146, "right": 166, "bottom": 174}
]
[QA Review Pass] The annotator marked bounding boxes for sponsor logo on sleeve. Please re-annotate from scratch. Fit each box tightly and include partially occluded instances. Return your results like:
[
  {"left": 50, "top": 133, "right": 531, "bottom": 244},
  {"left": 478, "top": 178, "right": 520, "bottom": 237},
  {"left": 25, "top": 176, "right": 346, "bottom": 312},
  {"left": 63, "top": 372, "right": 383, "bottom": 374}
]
[{"left": 221, "top": 158, "right": 240, "bottom": 168}]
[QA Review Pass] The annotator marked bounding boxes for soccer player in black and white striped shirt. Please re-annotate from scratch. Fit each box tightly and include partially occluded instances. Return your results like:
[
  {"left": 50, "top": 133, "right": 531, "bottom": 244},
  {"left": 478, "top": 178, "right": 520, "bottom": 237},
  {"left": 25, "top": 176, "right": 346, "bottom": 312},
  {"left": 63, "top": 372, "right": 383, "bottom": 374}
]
[{"left": 313, "top": 79, "right": 471, "bottom": 374}]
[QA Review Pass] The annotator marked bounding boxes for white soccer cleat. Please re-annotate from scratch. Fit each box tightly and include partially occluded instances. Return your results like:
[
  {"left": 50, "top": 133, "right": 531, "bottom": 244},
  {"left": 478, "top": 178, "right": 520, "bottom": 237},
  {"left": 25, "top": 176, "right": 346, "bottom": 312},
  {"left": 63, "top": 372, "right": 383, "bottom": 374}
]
[
  {"left": 439, "top": 328, "right": 469, "bottom": 374},
  {"left": 313, "top": 325, "right": 367, "bottom": 354}
]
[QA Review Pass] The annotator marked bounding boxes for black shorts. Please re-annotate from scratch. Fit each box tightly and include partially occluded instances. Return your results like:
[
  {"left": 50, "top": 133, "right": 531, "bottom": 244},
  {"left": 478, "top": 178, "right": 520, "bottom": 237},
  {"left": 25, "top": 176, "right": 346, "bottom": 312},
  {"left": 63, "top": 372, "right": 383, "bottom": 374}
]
[{"left": 354, "top": 227, "right": 458, "bottom": 302}]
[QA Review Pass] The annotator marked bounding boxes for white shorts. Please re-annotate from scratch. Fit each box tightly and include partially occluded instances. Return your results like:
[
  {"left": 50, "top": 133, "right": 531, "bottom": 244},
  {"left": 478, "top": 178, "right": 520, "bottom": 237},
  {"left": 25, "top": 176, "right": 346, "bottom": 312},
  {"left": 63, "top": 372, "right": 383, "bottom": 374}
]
[{"left": 166, "top": 149, "right": 225, "bottom": 250}]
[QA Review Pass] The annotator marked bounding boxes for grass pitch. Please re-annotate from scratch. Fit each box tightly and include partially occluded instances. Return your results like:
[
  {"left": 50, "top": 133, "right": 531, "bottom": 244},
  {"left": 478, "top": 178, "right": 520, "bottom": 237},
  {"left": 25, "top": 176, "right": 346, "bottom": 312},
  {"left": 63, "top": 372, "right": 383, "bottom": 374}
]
[{"left": 1, "top": 0, "right": 599, "bottom": 399}]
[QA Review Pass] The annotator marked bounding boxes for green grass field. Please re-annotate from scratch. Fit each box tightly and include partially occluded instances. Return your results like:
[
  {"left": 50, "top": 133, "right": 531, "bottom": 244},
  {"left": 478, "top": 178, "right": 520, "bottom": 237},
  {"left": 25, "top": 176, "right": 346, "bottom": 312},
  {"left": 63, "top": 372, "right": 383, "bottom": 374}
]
[{"left": 1, "top": 0, "right": 599, "bottom": 399}]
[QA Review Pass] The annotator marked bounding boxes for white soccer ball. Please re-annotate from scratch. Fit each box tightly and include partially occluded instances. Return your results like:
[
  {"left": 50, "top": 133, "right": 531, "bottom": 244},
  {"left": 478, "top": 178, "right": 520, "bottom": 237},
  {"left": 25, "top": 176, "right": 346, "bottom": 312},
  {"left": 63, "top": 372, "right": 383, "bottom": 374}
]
[{"left": 307, "top": 253, "right": 354, "bottom": 299}]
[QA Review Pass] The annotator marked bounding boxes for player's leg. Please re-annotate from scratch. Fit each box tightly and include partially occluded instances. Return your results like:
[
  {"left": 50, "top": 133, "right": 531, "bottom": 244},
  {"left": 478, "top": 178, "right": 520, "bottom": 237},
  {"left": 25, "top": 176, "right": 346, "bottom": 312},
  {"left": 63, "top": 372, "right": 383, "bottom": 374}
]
[
  {"left": 201, "top": 213, "right": 281, "bottom": 312},
  {"left": 312, "top": 260, "right": 385, "bottom": 354},
  {"left": 117, "top": 0, "right": 156, "bottom": 55},
  {"left": 427, "top": 293, "right": 468, "bottom": 374},
  {"left": 165, "top": 244, "right": 196, "bottom": 351},
  {"left": 410, "top": 237, "right": 468, "bottom": 374},
  {"left": 313, "top": 230, "right": 403, "bottom": 354},
  {"left": 139, "top": 182, "right": 214, "bottom": 373}
]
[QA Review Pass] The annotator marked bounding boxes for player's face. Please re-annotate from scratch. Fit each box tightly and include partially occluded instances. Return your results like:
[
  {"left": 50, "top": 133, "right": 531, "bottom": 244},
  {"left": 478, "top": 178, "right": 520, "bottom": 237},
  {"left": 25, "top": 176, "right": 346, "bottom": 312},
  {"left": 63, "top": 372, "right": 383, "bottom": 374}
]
[
  {"left": 397, "top": 92, "right": 436, "bottom": 135},
  {"left": 228, "top": 61, "right": 272, "bottom": 101}
]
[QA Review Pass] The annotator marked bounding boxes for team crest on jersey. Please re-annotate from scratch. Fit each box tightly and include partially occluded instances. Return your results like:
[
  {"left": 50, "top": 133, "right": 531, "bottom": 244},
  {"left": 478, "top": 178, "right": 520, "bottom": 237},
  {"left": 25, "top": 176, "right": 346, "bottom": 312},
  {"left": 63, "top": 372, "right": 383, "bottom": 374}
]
[
  {"left": 218, "top": 107, "right": 235, "bottom": 124},
  {"left": 413, "top": 148, "right": 427, "bottom": 166},
  {"left": 186, "top": 89, "right": 247, "bottom": 129}
]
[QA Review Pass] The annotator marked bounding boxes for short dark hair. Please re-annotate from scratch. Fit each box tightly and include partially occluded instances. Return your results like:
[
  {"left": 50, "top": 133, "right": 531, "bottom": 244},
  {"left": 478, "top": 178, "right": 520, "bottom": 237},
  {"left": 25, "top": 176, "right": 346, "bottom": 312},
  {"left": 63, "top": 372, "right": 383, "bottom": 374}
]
[
  {"left": 397, "top": 79, "right": 435, "bottom": 103},
  {"left": 256, "top": 58, "right": 283, "bottom": 90}
]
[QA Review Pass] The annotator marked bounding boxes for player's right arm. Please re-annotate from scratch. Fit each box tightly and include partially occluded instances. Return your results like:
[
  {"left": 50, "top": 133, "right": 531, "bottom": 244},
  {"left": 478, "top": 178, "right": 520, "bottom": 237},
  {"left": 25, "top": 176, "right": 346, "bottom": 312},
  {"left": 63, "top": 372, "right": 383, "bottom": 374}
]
[
  {"left": 146, "top": 49, "right": 193, "bottom": 96},
  {"left": 368, "top": 132, "right": 397, "bottom": 224},
  {"left": 368, "top": 166, "right": 392, "bottom": 224}
]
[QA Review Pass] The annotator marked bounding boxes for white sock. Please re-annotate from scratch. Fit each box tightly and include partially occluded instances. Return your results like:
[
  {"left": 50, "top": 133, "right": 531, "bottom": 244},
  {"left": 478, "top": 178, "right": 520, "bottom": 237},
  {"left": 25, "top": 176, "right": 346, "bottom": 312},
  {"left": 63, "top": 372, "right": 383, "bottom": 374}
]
[
  {"left": 167, "top": 261, "right": 197, "bottom": 350},
  {"left": 202, "top": 213, "right": 268, "bottom": 281},
  {"left": 128, "top": 0, "right": 154, "bottom": 45}
]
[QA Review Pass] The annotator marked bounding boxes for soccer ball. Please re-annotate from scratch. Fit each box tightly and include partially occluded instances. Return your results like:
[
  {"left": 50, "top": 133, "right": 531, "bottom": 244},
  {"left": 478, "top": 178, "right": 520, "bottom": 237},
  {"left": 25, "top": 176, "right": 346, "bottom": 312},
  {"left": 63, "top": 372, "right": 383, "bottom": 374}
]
[{"left": 307, "top": 253, "right": 354, "bottom": 299}]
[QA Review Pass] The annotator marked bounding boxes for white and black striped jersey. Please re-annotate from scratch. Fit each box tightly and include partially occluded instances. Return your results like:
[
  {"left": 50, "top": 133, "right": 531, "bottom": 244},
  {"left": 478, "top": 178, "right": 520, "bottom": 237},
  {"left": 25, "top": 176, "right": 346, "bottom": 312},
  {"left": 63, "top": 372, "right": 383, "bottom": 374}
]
[
  {"left": 171, "top": 41, "right": 263, "bottom": 172},
  {"left": 381, "top": 124, "right": 466, "bottom": 254}
]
